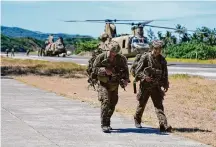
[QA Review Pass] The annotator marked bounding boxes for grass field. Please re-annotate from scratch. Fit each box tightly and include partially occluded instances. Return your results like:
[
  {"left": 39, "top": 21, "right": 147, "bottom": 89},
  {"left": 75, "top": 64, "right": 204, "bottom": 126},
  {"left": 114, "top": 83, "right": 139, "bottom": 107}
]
[{"left": 128, "top": 57, "right": 216, "bottom": 64}]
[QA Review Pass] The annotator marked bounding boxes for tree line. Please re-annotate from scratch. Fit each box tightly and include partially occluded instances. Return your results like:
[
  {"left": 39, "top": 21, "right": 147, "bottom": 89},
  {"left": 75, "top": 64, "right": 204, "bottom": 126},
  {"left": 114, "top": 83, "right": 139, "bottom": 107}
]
[
  {"left": 146, "top": 24, "right": 216, "bottom": 59},
  {"left": 1, "top": 24, "right": 216, "bottom": 60}
]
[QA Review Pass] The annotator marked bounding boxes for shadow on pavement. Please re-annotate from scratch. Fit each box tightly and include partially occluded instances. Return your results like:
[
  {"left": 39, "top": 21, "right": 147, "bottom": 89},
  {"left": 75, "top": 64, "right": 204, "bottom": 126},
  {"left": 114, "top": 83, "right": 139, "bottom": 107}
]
[
  {"left": 173, "top": 127, "right": 211, "bottom": 133},
  {"left": 111, "top": 127, "right": 169, "bottom": 135}
]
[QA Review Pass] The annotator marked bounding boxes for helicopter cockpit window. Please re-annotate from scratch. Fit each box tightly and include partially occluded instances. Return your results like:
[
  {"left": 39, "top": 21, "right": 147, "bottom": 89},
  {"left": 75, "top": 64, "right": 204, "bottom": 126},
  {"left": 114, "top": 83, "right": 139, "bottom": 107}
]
[
  {"left": 132, "top": 38, "right": 139, "bottom": 43},
  {"left": 144, "top": 39, "right": 148, "bottom": 43}
]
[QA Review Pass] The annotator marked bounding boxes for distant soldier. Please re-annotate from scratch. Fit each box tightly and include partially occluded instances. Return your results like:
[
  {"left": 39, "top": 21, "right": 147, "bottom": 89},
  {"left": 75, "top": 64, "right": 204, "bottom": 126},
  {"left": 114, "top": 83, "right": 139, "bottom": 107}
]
[
  {"left": 26, "top": 49, "right": 30, "bottom": 56},
  {"left": 97, "top": 32, "right": 111, "bottom": 51},
  {"left": 38, "top": 48, "right": 41, "bottom": 56},
  {"left": 92, "top": 41, "right": 130, "bottom": 133},
  {"left": 56, "top": 37, "right": 65, "bottom": 49},
  {"left": 133, "top": 40, "right": 172, "bottom": 132},
  {"left": 5, "top": 49, "right": 9, "bottom": 57},
  {"left": 48, "top": 34, "right": 54, "bottom": 44},
  {"left": 45, "top": 34, "right": 54, "bottom": 51},
  {"left": 38, "top": 48, "right": 44, "bottom": 56},
  {"left": 11, "top": 48, "right": 15, "bottom": 57},
  {"left": 86, "top": 33, "right": 111, "bottom": 89}
]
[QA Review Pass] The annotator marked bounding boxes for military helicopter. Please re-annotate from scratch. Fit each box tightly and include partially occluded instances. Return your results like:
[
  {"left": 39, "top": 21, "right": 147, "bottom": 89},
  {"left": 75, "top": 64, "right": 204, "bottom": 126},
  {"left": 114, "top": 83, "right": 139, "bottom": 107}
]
[
  {"left": 43, "top": 35, "right": 67, "bottom": 57},
  {"left": 63, "top": 19, "right": 206, "bottom": 58},
  {"left": 43, "top": 34, "right": 93, "bottom": 57}
]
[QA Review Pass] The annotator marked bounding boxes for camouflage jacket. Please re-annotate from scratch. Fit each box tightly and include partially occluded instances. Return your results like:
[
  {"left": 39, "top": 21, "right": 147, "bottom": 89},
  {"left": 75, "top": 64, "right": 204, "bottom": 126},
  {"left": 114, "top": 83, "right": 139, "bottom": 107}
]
[
  {"left": 92, "top": 52, "right": 129, "bottom": 84},
  {"left": 97, "top": 40, "right": 110, "bottom": 51},
  {"left": 135, "top": 52, "right": 169, "bottom": 88}
]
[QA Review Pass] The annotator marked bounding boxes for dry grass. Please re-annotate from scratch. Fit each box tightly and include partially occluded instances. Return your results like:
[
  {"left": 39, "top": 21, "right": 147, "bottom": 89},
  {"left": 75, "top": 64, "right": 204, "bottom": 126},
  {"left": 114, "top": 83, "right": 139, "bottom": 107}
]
[
  {"left": 2, "top": 56, "right": 216, "bottom": 146},
  {"left": 14, "top": 75, "right": 216, "bottom": 146},
  {"left": 1, "top": 57, "right": 87, "bottom": 78},
  {"left": 166, "top": 57, "right": 216, "bottom": 64}
]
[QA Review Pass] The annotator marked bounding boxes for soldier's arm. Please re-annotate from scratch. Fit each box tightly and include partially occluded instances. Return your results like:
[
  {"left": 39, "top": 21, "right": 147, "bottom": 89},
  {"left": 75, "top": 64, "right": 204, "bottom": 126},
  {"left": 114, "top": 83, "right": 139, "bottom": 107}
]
[
  {"left": 161, "top": 57, "right": 169, "bottom": 88},
  {"left": 92, "top": 54, "right": 106, "bottom": 76},
  {"left": 135, "top": 54, "right": 148, "bottom": 81},
  {"left": 120, "top": 55, "right": 130, "bottom": 82}
]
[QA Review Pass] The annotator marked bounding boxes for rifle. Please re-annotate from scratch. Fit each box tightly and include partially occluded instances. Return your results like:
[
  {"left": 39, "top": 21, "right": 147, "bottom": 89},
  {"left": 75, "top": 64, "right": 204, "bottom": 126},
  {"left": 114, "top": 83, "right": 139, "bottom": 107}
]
[
  {"left": 144, "top": 66, "right": 162, "bottom": 85},
  {"left": 133, "top": 80, "right": 137, "bottom": 94},
  {"left": 133, "top": 66, "right": 162, "bottom": 94},
  {"left": 87, "top": 71, "right": 98, "bottom": 91},
  {"left": 114, "top": 71, "right": 130, "bottom": 91},
  {"left": 101, "top": 59, "right": 129, "bottom": 91},
  {"left": 87, "top": 78, "right": 97, "bottom": 91}
]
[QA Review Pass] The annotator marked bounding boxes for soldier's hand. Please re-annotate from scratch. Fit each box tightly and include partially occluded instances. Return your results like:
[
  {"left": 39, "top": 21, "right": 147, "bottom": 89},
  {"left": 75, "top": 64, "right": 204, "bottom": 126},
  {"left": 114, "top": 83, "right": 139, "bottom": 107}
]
[
  {"left": 163, "top": 87, "right": 168, "bottom": 92},
  {"left": 121, "top": 79, "right": 128, "bottom": 87},
  {"left": 145, "top": 76, "right": 152, "bottom": 82},
  {"left": 105, "top": 68, "right": 113, "bottom": 75}
]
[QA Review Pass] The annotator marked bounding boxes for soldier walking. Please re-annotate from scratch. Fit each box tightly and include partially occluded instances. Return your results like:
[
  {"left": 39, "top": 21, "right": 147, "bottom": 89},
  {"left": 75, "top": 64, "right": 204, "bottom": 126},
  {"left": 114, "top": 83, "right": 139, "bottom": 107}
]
[
  {"left": 86, "top": 32, "right": 110, "bottom": 90},
  {"left": 5, "top": 49, "right": 9, "bottom": 57},
  {"left": 133, "top": 40, "right": 172, "bottom": 132},
  {"left": 11, "top": 48, "right": 15, "bottom": 57},
  {"left": 26, "top": 49, "right": 30, "bottom": 56},
  {"left": 97, "top": 32, "right": 111, "bottom": 51},
  {"left": 92, "top": 41, "right": 130, "bottom": 133}
]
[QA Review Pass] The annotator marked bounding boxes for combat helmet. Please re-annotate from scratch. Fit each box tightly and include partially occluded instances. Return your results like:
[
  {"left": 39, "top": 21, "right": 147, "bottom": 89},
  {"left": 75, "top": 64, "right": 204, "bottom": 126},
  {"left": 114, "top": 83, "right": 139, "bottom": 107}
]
[
  {"left": 108, "top": 40, "right": 121, "bottom": 53},
  {"left": 151, "top": 40, "right": 164, "bottom": 48},
  {"left": 99, "top": 32, "right": 109, "bottom": 40}
]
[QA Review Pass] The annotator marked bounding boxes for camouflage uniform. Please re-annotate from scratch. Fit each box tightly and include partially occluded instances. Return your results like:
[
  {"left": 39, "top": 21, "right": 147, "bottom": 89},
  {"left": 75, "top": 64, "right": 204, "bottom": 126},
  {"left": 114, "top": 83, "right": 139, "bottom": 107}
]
[
  {"left": 92, "top": 41, "right": 129, "bottom": 133},
  {"left": 6, "top": 49, "right": 9, "bottom": 57},
  {"left": 26, "top": 49, "right": 30, "bottom": 56},
  {"left": 86, "top": 33, "right": 110, "bottom": 88},
  {"left": 97, "top": 33, "right": 111, "bottom": 51},
  {"left": 11, "top": 48, "right": 15, "bottom": 56},
  {"left": 133, "top": 40, "right": 172, "bottom": 132}
]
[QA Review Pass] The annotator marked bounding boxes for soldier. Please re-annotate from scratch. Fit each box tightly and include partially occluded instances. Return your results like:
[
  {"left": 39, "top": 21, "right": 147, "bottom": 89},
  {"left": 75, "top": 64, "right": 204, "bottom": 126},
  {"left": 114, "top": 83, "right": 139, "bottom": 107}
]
[
  {"left": 48, "top": 34, "right": 54, "bottom": 44},
  {"left": 38, "top": 48, "right": 41, "bottom": 56},
  {"left": 38, "top": 48, "right": 45, "bottom": 57},
  {"left": 92, "top": 41, "right": 130, "bottom": 133},
  {"left": 86, "top": 33, "right": 110, "bottom": 89},
  {"left": 26, "top": 49, "right": 30, "bottom": 56},
  {"left": 97, "top": 32, "right": 111, "bottom": 51},
  {"left": 11, "top": 48, "right": 15, "bottom": 57},
  {"left": 133, "top": 40, "right": 172, "bottom": 132},
  {"left": 5, "top": 49, "right": 9, "bottom": 57}
]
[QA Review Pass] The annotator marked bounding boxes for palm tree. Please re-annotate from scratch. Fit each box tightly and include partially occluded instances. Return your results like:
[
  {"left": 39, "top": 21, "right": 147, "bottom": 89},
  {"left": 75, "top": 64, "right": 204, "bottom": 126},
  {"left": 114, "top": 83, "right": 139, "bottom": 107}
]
[
  {"left": 147, "top": 28, "right": 156, "bottom": 42},
  {"left": 175, "top": 24, "right": 187, "bottom": 43},
  {"left": 157, "top": 31, "right": 164, "bottom": 40}
]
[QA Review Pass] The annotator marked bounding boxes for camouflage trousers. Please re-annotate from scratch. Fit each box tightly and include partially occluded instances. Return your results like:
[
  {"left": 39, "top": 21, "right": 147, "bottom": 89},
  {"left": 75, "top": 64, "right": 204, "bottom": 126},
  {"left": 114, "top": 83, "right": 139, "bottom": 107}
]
[
  {"left": 38, "top": 49, "right": 45, "bottom": 56},
  {"left": 134, "top": 84, "right": 168, "bottom": 127},
  {"left": 98, "top": 82, "right": 119, "bottom": 127}
]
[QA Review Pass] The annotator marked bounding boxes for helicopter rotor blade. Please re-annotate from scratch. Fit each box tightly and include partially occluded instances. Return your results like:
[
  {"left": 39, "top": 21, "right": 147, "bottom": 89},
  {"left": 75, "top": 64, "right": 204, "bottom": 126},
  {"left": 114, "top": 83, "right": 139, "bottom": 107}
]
[
  {"left": 145, "top": 24, "right": 194, "bottom": 32},
  {"left": 145, "top": 24, "right": 211, "bottom": 34},
  {"left": 62, "top": 20, "right": 107, "bottom": 23},
  {"left": 61, "top": 19, "right": 167, "bottom": 23},
  {"left": 85, "top": 19, "right": 167, "bottom": 22},
  {"left": 109, "top": 20, "right": 154, "bottom": 26}
]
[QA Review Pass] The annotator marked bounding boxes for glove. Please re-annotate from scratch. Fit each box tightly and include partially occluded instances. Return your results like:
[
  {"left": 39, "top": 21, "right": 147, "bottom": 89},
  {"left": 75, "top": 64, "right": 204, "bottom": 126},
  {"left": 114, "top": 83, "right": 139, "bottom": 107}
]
[{"left": 97, "top": 67, "right": 106, "bottom": 76}]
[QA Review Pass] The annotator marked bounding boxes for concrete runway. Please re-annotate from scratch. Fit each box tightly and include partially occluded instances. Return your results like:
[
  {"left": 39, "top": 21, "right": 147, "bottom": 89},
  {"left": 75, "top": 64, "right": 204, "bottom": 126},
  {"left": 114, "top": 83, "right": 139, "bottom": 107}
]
[
  {"left": 2, "top": 53, "right": 216, "bottom": 79},
  {"left": 1, "top": 77, "right": 211, "bottom": 147}
]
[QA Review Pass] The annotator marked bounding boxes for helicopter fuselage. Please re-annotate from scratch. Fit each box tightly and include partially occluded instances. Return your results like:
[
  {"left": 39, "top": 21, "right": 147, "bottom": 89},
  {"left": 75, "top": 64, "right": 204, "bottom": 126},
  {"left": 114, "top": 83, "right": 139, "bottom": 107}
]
[{"left": 111, "top": 35, "right": 150, "bottom": 58}]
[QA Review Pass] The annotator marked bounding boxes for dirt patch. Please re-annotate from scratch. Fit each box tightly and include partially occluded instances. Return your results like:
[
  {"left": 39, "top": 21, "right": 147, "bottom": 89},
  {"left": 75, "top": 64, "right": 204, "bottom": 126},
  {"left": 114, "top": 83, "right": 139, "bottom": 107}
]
[{"left": 15, "top": 75, "right": 216, "bottom": 146}]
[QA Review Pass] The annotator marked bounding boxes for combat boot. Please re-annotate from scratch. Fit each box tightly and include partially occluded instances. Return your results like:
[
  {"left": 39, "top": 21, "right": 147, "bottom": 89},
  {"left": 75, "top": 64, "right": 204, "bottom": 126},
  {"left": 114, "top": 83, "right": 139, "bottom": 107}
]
[
  {"left": 134, "top": 117, "right": 142, "bottom": 128},
  {"left": 160, "top": 125, "right": 173, "bottom": 133},
  {"left": 101, "top": 126, "right": 111, "bottom": 133},
  {"left": 108, "top": 126, "right": 112, "bottom": 130}
]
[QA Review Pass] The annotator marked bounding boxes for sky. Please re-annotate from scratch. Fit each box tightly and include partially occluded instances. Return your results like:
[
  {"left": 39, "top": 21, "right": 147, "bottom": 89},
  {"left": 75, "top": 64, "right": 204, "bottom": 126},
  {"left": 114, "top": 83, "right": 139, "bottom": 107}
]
[{"left": 1, "top": 1, "right": 216, "bottom": 38}]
